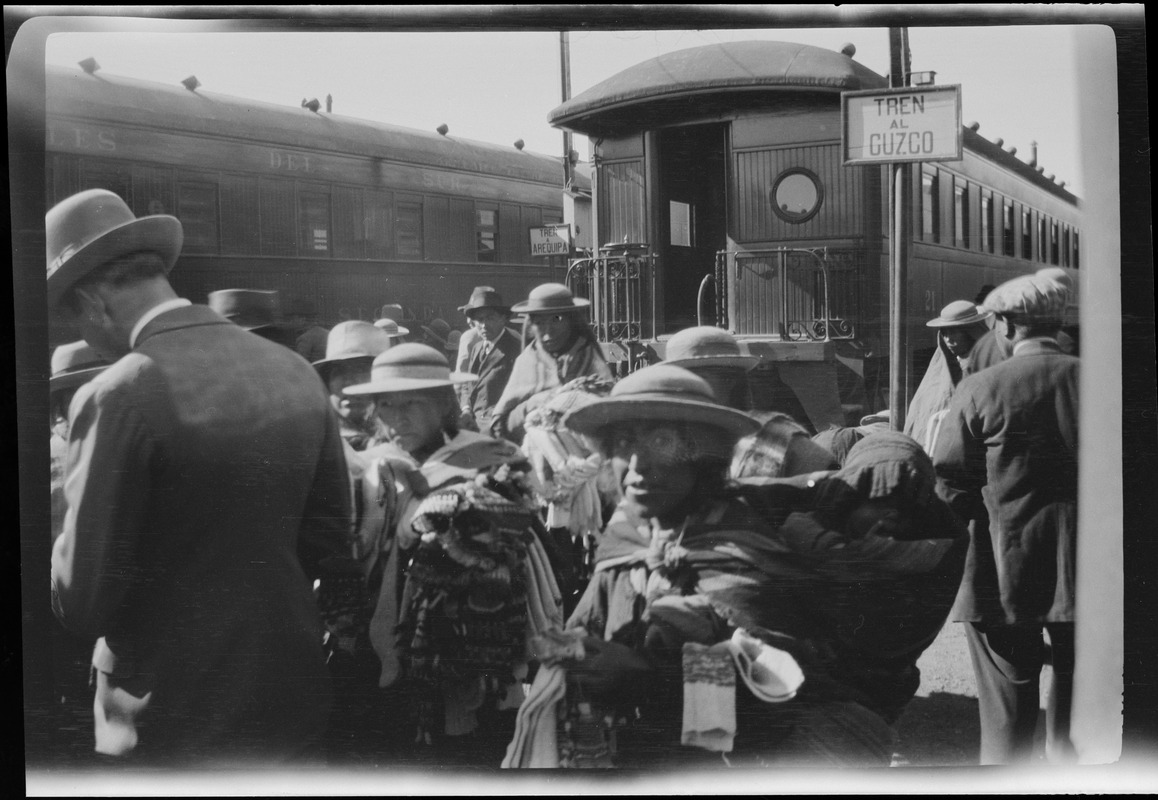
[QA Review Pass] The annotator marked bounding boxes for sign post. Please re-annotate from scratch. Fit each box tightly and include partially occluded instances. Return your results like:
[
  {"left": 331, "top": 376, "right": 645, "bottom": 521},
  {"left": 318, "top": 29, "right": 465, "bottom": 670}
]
[{"left": 842, "top": 33, "right": 961, "bottom": 432}]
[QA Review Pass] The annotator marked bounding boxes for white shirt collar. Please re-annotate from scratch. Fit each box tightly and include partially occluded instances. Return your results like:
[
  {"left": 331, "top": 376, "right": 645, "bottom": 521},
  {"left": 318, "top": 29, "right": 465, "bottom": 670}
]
[
  {"left": 1012, "top": 335, "right": 1057, "bottom": 356},
  {"left": 130, "top": 298, "right": 192, "bottom": 349}
]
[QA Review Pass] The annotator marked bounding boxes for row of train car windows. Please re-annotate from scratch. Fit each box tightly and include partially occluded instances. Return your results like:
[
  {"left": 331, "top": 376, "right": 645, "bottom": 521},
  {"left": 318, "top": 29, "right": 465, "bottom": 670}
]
[
  {"left": 919, "top": 166, "right": 1079, "bottom": 269},
  {"left": 51, "top": 157, "right": 559, "bottom": 264}
]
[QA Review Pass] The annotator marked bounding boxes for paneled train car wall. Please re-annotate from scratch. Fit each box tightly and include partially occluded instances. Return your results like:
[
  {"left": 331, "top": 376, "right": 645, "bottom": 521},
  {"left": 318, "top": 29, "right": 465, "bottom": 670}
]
[{"left": 45, "top": 65, "right": 584, "bottom": 343}]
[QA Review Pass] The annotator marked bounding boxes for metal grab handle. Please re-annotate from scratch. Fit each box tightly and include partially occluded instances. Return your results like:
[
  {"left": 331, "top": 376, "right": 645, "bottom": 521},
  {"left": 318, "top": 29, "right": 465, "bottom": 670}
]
[{"left": 696, "top": 273, "right": 715, "bottom": 327}]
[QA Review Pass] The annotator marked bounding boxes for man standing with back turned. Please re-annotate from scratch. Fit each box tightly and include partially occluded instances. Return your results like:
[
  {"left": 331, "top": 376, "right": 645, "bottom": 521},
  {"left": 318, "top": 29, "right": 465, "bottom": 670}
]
[
  {"left": 47, "top": 189, "right": 353, "bottom": 765},
  {"left": 932, "top": 272, "right": 1079, "bottom": 765}
]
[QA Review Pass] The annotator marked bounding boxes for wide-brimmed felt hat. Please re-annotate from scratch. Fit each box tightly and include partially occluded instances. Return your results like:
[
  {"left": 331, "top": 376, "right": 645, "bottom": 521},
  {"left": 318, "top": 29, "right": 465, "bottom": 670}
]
[
  {"left": 421, "top": 318, "right": 451, "bottom": 348},
  {"left": 511, "top": 282, "right": 590, "bottom": 315},
  {"left": 313, "top": 320, "right": 395, "bottom": 379},
  {"left": 343, "top": 343, "right": 477, "bottom": 396},
  {"left": 663, "top": 326, "right": 759, "bottom": 371},
  {"left": 983, "top": 274, "right": 1068, "bottom": 323},
  {"left": 50, "top": 340, "right": 110, "bottom": 394},
  {"left": 46, "top": 189, "right": 183, "bottom": 309},
  {"left": 926, "top": 300, "right": 993, "bottom": 328},
  {"left": 208, "top": 289, "right": 281, "bottom": 331},
  {"left": 563, "top": 364, "right": 760, "bottom": 442},
  {"left": 373, "top": 318, "right": 410, "bottom": 338},
  {"left": 459, "top": 285, "right": 511, "bottom": 316}
]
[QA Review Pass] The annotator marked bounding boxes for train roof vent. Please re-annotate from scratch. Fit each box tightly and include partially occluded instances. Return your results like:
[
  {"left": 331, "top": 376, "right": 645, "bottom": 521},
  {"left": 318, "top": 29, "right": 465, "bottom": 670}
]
[
  {"left": 436, "top": 123, "right": 449, "bottom": 136},
  {"left": 79, "top": 57, "right": 100, "bottom": 75},
  {"left": 513, "top": 139, "right": 525, "bottom": 150},
  {"left": 302, "top": 98, "right": 321, "bottom": 113},
  {"left": 181, "top": 75, "right": 201, "bottom": 92},
  {"left": 840, "top": 43, "right": 856, "bottom": 57}
]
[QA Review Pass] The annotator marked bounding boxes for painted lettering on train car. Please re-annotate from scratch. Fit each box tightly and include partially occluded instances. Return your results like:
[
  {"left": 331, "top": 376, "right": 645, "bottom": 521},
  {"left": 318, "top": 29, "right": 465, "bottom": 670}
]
[
  {"left": 268, "top": 150, "right": 312, "bottom": 172},
  {"left": 47, "top": 123, "right": 116, "bottom": 152}
]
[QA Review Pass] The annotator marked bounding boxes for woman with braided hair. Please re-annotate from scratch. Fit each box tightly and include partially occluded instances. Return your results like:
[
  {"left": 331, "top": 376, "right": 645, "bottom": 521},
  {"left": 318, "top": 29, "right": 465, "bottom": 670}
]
[{"left": 343, "top": 343, "right": 565, "bottom": 765}]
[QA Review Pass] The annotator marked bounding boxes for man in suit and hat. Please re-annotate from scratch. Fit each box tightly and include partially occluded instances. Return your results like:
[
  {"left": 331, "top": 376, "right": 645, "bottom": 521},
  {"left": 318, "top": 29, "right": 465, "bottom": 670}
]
[
  {"left": 46, "top": 189, "right": 352, "bottom": 765},
  {"left": 456, "top": 286, "right": 523, "bottom": 434},
  {"left": 932, "top": 272, "right": 1079, "bottom": 765},
  {"left": 207, "top": 287, "right": 295, "bottom": 349}
]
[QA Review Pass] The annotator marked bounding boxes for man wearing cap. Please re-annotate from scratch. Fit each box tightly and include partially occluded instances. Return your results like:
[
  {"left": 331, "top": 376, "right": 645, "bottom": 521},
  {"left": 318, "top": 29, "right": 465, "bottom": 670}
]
[
  {"left": 46, "top": 189, "right": 352, "bottom": 764},
  {"left": 457, "top": 286, "right": 523, "bottom": 434},
  {"left": 904, "top": 300, "right": 995, "bottom": 454},
  {"left": 932, "top": 272, "right": 1079, "bottom": 764},
  {"left": 490, "top": 282, "right": 612, "bottom": 443}
]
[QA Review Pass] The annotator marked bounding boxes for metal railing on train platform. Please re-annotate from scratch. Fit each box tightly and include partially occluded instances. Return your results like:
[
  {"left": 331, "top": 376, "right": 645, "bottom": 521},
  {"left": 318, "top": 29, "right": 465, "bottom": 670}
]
[
  {"left": 712, "top": 247, "right": 862, "bottom": 342},
  {"left": 565, "top": 242, "right": 657, "bottom": 345}
]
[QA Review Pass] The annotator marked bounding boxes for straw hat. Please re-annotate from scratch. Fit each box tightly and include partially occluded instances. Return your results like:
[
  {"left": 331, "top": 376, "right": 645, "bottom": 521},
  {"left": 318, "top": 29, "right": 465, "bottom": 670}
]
[
  {"left": 312, "top": 320, "right": 395, "bottom": 380},
  {"left": 511, "top": 283, "right": 590, "bottom": 315},
  {"left": 926, "top": 300, "right": 993, "bottom": 328},
  {"left": 343, "top": 343, "right": 477, "bottom": 396},
  {"left": 208, "top": 289, "right": 281, "bottom": 332},
  {"left": 663, "top": 326, "right": 759, "bottom": 371},
  {"left": 563, "top": 364, "right": 760, "bottom": 442},
  {"left": 373, "top": 318, "right": 410, "bottom": 338},
  {"left": 50, "top": 340, "right": 110, "bottom": 394},
  {"left": 459, "top": 286, "right": 511, "bottom": 316},
  {"left": 46, "top": 189, "right": 183, "bottom": 308}
]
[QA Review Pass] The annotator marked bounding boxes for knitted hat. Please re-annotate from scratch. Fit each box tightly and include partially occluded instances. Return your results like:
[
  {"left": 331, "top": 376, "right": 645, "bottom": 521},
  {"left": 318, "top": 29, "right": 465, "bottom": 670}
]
[
  {"left": 511, "top": 283, "right": 590, "bottom": 314},
  {"left": 343, "top": 342, "right": 477, "bottom": 396},
  {"left": 663, "top": 326, "right": 759, "bottom": 371},
  {"left": 983, "top": 274, "right": 1068, "bottom": 324},
  {"left": 563, "top": 364, "right": 760, "bottom": 445},
  {"left": 46, "top": 189, "right": 183, "bottom": 309}
]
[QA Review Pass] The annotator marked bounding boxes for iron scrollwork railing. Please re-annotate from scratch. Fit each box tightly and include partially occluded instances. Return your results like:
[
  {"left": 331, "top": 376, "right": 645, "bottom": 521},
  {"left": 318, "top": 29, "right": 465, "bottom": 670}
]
[
  {"left": 715, "top": 247, "right": 860, "bottom": 342},
  {"left": 565, "top": 244, "right": 656, "bottom": 345}
]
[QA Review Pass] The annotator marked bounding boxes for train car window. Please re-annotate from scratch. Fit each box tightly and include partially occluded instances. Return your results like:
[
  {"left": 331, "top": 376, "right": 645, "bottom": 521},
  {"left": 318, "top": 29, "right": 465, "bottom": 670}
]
[
  {"left": 176, "top": 183, "right": 219, "bottom": 254},
  {"left": 299, "top": 189, "right": 332, "bottom": 256},
  {"left": 333, "top": 186, "right": 364, "bottom": 260},
  {"left": 1062, "top": 226, "right": 1071, "bottom": 268},
  {"left": 80, "top": 159, "right": 133, "bottom": 206},
  {"left": 1038, "top": 216, "right": 1048, "bottom": 263},
  {"left": 476, "top": 205, "right": 498, "bottom": 263},
  {"left": 396, "top": 201, "right": 423, "bottom": 260},
  {"left": 132, "top": 165, "right": 174, "bottom": 219},
  {"left": 921, "top": 167, "right": 939, "bottom": 243},
  {"left": 770, "top": 168, "right": 822, "bottom": 224},
  {"left": 1072, "top": 231, "right": 1080, "bottom": 269},
  {"left": 1050, "top": 221, "right": 1060, "bottom": 265},
  {"left": 365, "top": 190, "right": 393, "bottom": 260},
  {"left": 981, "top": 193, "right": 994, "bottom": 254},
  {"left": 953, "top": 179, "right": 969, "bottom": 249},
  {"left": 670, "top": 200, "right": 693, "bottom": 246},
  {"left": 259, "top": 178, "right": 297, "bottom": 257},
  {"left": 220, "top": 176, "right": 260, "bottom": 255},
  {"left": 1003, "top": 200, "right": 1015, "bottom": 256},
  {"left": 1021, "top": 208, "right": 1033, "bottom": 260}
]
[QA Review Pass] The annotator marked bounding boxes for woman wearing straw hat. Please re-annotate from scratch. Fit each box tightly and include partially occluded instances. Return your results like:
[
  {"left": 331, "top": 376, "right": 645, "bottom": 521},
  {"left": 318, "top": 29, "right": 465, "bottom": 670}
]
[
  {"left": 903, "top": 299, "right": 995, "bottom": 453},
  {"left": 490, "top": 283, "right": 612, "bottom": 443},
  {"left": 343, "top": 344, "right": 565, "bottom": 764},
  {"left": 503, "top": 364, "right": 942, "bottom": 769}
]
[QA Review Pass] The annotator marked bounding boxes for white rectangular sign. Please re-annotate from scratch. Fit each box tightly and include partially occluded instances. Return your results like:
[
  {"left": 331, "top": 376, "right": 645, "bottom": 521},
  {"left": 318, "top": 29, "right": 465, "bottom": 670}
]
[
  {"left": 842, "top": 85, "right": 962, "bottom": 165},
  {"left": 529, "top": 224, "right": 572, "bottom": 256}
]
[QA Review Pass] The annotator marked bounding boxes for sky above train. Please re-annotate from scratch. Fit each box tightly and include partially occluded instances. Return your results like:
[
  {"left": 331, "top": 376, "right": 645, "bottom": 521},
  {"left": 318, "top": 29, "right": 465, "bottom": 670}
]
[{"left": 37, "top": 15, "right": 1122, "bottom": 198}]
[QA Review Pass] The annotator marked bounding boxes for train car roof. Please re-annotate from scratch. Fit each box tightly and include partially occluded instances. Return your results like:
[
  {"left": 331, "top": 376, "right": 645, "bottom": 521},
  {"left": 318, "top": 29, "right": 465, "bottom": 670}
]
[
  {"left": 46, "top": 65, "right": 588, "bottom": 191},
  {"left": 549, "top": 40, "right": 887, "bottom": 134}
]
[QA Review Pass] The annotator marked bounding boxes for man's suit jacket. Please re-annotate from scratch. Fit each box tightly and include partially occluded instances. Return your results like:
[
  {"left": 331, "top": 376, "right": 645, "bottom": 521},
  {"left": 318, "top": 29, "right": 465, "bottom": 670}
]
[
  {"left": 932, "top": 338, "right": 1079, "bottom": 626},
  {"left": 461, "top": 328, "right": 522, "bottom": 429},
  {"left": 51, "top": 304, "right": 352, "bottom": 762}
]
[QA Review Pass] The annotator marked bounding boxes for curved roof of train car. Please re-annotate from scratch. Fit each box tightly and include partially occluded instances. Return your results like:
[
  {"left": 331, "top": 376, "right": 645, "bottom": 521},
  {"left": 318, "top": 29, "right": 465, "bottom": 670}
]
[
  {"left": 549, "top": 40, "right": 887, "bottom": 133},
  {"left": 46, "top": 65, "right": 587, "bottom": 191}
]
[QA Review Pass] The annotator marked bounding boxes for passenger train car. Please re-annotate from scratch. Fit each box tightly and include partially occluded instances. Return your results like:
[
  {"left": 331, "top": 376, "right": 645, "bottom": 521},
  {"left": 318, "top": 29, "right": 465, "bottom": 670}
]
[
  {"left": 548, "top": 41, "right": 1081, "bottom": 431},
  {"left": 44, "top": 63, "right": 586, "bottom": 339}
]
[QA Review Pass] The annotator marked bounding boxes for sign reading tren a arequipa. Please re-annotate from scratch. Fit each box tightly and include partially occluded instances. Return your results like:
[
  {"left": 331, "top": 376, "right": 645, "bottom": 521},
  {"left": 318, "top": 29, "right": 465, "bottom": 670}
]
[
  {"left": 842, "top": 85, "right": 962, "bottom": 165},
  {"left": 529, "top": 224, "right": 572, "bottom": 256}
]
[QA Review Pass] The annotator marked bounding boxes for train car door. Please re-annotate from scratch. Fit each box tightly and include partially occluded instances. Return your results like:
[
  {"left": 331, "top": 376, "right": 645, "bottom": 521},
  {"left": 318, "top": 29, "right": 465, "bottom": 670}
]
[{"left": 655, "top": 123, "right": 728, "bottom": 334}]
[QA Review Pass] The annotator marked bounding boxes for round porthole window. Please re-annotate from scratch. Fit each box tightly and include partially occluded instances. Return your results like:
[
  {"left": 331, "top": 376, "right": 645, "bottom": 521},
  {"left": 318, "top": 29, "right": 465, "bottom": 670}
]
[{"left": 771, "top": 169, "right": 823, "bottom": 223}]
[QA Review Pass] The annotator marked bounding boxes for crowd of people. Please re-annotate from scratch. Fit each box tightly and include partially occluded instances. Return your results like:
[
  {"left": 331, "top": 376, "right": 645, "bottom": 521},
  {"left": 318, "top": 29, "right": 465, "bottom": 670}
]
[{"left": 44, "top": 188, "right": 1080, "bottom": 771}]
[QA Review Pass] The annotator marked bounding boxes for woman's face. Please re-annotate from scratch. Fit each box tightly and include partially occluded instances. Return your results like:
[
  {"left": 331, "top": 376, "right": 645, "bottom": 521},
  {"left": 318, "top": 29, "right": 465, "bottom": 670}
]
[
  {"left": 529, "top": 311, "right": 577, "bottom": 355},
  {"left": 610, "top": 422, "right": 703, "bottom": 527},
  {"left": 375, "top": 388, "right": 448, "bottom": 454},
  {"left": 328, "top": 360, "right": 374, "bottom": 427},
  {"left": 941, "top": 328, "right": 977, "bottom": 357}
]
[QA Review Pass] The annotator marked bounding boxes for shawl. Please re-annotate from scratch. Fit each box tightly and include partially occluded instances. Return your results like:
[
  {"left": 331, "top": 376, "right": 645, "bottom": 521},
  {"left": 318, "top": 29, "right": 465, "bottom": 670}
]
[
  {"left": 490, "top": 333, "right": 612, "bottom": 439},
  {"left": 904, "top": 323, "right": 997, "bottom": 452}
]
